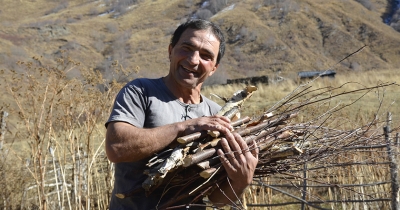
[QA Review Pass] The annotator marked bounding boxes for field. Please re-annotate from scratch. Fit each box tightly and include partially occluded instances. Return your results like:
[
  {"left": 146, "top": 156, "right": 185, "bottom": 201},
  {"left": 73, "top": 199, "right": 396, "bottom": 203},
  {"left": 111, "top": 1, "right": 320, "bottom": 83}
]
[{"left": 0, "top": 55, "right": 399, "bottom": 209}]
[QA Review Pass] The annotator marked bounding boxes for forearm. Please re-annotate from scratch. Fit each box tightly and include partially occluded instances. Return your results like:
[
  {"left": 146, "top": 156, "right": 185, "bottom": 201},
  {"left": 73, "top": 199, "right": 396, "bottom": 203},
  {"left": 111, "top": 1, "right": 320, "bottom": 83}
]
[
  {"left": 106, "top": 121, "right": 186, "bottom": 163},
  {"left": 105, "top": 116, "right": 233, "bottom": 163}
]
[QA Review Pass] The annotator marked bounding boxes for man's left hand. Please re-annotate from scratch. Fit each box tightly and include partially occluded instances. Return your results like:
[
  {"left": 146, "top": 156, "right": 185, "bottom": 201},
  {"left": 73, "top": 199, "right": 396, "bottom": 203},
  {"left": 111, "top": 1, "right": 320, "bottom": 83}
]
[{"left": 217, "top": 132, "right": 259, "bottom": 192}]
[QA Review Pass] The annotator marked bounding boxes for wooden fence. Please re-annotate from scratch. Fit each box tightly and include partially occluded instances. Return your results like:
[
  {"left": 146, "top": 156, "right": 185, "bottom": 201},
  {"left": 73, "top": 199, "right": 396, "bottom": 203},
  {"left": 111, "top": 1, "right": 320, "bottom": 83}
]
[{"left": 242, "top": 112, "right": 400, "bottom": 210}]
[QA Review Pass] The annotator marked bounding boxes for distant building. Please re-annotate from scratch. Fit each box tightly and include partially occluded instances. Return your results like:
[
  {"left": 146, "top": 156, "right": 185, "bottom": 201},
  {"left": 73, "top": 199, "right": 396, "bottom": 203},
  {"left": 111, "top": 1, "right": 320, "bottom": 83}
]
[
  {"left": 226, "top": 75, "right": 269, "bottom": 85},
  {"left": 298, "top": 70, "right": 336, "bottom": 79}
]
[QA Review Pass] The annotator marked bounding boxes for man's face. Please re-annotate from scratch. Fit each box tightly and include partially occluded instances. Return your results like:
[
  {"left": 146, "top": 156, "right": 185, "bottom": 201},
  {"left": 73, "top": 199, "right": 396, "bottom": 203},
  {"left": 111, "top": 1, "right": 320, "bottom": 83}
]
[{"left": 168, "top": 28, "right": 220, "bottom": 89}]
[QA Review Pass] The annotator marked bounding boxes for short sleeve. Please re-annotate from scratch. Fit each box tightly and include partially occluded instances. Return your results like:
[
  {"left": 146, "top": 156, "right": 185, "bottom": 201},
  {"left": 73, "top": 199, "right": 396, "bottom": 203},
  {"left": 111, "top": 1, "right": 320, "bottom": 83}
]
[{"left": 105, "top": 80, "right": 147, "bottom": 128}]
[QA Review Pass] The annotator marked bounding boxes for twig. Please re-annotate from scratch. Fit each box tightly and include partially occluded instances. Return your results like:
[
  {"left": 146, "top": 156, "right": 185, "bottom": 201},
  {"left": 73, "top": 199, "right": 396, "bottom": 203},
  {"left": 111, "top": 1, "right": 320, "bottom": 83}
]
[{"left": 257, "top": 179, "right": 331, "bottom": 210}]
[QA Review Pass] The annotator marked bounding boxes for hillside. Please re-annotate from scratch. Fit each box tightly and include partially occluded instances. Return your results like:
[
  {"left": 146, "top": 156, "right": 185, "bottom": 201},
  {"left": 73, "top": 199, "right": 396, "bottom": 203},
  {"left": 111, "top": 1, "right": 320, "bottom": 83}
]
[{"left": 1, "top": 0, "right": 400, "bottom": 84}]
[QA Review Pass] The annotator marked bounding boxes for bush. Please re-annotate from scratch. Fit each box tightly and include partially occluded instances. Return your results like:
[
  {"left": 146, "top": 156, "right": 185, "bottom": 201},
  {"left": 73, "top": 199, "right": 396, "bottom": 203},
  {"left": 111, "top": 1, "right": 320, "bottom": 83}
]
[
  {"left": 208, "top": 0, "right": 227, "bottom": 14},
  {"left": 203, "top": 65, "right": 228, "bottom": 86},
  {"left": 390, "top": 10, "right": 400, "bottom": 31},
  {"left": 111, "top": 0, "right": 138, "bottom": 16},
  {"left": 391, "top": 22, "right": 400, "bottom": 32},
  {"left": 356, "top": 0, "right": 374, "bottom": 10},
  {"left": 66, "top": 18, "right": 77, "bottom": 23},
  {"left": 106, "top": 22, "right": 118, "bottom": 34},
  {"left": 60, "top": 41, "right": 80, "bottom": 51},
  {"left": 11, "top": 46, "right": 27, "bottom": 58},
  {"left": 195, "top": 9, "right": 213, "bottom": 20},
  {"left": 263, "top": 0, "right": 274, "bottom": 6},
  {"left": 93, "top": 40, "right": 105, "bottom": 52},
  {"left": 44, "top": 1, "right": 68, "bottom": 15},
  {"left": 88, "top": 7, "right": 99, "bottom": 16},
  {"left": 184, "top": 0, "right": 194, "bottom": 8}
]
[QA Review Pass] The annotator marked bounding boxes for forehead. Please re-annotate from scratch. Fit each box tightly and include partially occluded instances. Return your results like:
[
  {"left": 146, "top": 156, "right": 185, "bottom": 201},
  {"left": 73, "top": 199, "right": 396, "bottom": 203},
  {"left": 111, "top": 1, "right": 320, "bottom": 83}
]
[{"left": 177, "top": 28, "right": 220, "bottom": 52}]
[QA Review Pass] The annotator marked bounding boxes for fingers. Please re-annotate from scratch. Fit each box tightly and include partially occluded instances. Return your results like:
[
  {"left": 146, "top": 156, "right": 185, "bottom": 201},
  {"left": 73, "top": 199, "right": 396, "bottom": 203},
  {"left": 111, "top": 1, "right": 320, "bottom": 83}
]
[
  {"left": 219, "top": 133, "right": 259, "bottom": 164},
  {"left": 249, "top": 140, "right": 259, "bottom": 160},
  {"left": 185, "top": 116, "right": 232, "bottom": 135},
  {"left": 218, "top": 141, "right": 235, "bottom": 172},
  {"left": 219, "top": 133, "right": 249, "bottom": 166},
  {"left": 230, "top": 133, "right": 248, "bottom": 163},
  {"left": 218, "top": 134, "right": 258, "bottom": 187},
  {"left": 210, "top": 116, "right": 233, "bottom": 131}
]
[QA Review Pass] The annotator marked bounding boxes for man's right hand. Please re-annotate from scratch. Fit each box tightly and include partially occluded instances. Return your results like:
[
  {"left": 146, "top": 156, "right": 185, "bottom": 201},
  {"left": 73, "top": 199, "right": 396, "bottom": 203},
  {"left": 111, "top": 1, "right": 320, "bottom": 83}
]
[
  {"left": 106, "top": 116, "right": 234, "bottom": 163},
  {"left": 181, "top": 115, "right": 233, "bottom": 136}
]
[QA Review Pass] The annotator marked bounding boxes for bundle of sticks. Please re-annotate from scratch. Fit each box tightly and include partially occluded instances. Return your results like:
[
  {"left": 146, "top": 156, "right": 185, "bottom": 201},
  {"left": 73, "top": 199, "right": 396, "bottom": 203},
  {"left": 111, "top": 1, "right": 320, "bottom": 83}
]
[
  {"left": 136, "top": 85, "right": 311, "bottom": 208},
  {"left": 139, "top": 82, "right": 398, "bottom": 209}
]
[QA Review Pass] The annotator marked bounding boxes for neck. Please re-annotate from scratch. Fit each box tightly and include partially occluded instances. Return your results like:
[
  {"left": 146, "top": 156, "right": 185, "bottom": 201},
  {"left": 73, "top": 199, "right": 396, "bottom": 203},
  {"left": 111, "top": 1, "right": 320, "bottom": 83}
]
[{"left": 162, "top": 76, "right": 202, "bottom": 104}]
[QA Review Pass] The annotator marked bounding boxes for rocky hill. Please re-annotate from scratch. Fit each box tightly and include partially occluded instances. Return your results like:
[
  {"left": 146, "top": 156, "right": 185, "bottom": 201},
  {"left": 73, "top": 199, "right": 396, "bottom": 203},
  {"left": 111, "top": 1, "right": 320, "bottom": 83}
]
[{"left": 1, "top": 0, "right": 400, "bottom": 85}]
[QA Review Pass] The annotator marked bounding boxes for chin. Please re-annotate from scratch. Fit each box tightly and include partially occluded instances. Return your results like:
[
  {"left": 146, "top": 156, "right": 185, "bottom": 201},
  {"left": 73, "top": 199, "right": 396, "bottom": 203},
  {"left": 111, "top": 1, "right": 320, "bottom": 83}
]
[{"left": 180, "top": 80, "right": 200, "bottom": 89}]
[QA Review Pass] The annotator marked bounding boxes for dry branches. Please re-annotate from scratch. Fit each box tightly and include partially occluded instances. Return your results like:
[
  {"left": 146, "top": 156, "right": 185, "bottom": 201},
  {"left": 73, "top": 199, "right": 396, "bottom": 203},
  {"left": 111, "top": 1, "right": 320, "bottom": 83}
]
[{"left": 138, "top": 81, "right": 400, "bottom": 209}]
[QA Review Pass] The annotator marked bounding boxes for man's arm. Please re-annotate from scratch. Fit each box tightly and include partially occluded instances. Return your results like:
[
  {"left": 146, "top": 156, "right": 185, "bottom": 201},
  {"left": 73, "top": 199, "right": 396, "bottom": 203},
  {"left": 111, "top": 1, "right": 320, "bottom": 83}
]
[
  {"left": 105, "top": 115, "right": 234, "bottom": 163},
  {"left": 106, "top": 114, "right": 258, "bottom": 207}
]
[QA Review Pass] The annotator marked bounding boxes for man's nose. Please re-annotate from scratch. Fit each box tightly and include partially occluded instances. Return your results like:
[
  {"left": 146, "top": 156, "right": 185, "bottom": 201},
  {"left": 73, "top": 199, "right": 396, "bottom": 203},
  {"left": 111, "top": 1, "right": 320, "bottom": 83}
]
[{"left": 187, "top": 51, "right": 200, "bottom": 65}]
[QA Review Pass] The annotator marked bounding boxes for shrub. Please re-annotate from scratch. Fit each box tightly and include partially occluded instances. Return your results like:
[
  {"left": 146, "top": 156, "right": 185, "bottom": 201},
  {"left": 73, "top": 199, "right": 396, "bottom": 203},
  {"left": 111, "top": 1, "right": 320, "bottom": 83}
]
[
  {"left": 11, "top": 46, "right": 27, "bottom": 58},
  {"left": 106, "top": 22, "right": 118, "bottom": 34},
  {"left": 93, "top": 40, "right": 105, "bottom": 52},
  {"left": 391, "top": 22, "right": 400, "bottom": 32},
  {"left": 60, "top": 41, "right": 80, "bottom": 51},
  {"left": 89, "top": 7, "right": 99, "bottom": 16},
  {"left": 66, "top": 18, "right": 77, "bottom": 23},
  {"left": 111, "top": 0, "right": 138, "bottom": 16},
  {"left": 208, "top": 0, "right": 228, "bottom": 14},
  {"left": 350, "top": 61, "right": 362, "bottom": 71},
  {"left": 390, "top": 10, "right": 400, "bottom": 31},
  {"left": 356, "top": 0, "right": 374, "bottom": 10},
  {"left": 44, "top": 1, "right": 68, "bottom": 15},
  {"left": 184, "top": 0, "right": 194, "bottom": 8},
  {"left": 203, "top": 65, "right": 228, "bottom": 86},
  {"left": 195, "top": 9, "right": 213, "bottom": 20}
]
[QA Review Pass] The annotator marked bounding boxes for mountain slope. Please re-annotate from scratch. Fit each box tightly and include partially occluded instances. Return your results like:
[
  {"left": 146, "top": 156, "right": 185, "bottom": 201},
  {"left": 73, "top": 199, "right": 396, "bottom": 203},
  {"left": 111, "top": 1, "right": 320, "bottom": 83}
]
[{"left": 0, "top": 0, "right": 399, "bottom": 84}]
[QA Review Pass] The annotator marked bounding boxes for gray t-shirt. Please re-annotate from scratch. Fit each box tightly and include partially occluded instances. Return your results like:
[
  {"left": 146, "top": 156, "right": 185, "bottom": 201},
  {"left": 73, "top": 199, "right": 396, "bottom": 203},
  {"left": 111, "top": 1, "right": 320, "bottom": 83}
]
[{"left": 106, "top": 78, "right": 221, "bottom": 210}]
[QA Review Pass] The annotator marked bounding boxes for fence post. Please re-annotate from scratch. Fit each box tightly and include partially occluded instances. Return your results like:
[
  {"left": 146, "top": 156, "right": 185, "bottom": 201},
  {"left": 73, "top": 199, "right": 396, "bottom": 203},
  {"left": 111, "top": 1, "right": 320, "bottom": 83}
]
[
  {"left": 301, "top": 163, "right": 307, "bottom": 210},
  {"left": 1, "top": 111, "right": 9, "bottom": 209},
  {"left": 384, "top": 112, "right": 399, "bottom": 210},
  {"left": 0, "top": 111, "right": 8, "bottom": 151}
]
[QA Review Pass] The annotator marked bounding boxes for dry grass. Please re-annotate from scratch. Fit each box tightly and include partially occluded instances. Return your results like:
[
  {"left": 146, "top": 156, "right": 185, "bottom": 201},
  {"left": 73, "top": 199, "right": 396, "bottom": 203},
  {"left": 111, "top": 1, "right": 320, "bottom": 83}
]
[
  {"left": 0, "top": 54, "right": 130, "bottom": 209},
  {"left": 203, "top": 69, "right": 400, "bottom": 127}
]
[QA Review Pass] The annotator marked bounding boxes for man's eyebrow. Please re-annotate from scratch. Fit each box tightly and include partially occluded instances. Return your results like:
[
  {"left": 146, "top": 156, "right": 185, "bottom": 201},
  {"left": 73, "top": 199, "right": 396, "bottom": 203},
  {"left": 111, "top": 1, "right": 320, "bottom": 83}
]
[{"left": 181, "top": 41, "right": 216, "bottom": 59}]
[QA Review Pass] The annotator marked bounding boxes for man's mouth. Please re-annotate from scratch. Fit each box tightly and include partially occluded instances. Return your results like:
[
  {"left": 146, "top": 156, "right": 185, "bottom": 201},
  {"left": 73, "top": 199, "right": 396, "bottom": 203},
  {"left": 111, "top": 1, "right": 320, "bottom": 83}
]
[{"left": 182, "top": 66, "right": 196, "bottom": 74}]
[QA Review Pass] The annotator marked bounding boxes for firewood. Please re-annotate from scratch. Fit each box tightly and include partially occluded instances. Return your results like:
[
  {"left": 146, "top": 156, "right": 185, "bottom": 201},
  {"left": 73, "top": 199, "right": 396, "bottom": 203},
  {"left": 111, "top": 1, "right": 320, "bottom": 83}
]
[
  {"left": 183, "top": 148, "right": 216, "bottom": 167},
  {"left": 177, "top": 114, "right": 252, "bottom": 144},
  {"left": 199, "top": 168, "right": 217, "bottom": 179},
  {"left": 177, "top": 130, "right": 208, "bottom": 144}
]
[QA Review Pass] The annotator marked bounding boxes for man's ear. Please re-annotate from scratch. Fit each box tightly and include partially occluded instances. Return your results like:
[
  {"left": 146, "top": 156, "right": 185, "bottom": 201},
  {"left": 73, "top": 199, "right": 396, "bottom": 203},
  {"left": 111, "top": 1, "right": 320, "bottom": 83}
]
[
  {"left": 209, "top": 63, "right": 219, "bottom": 76},
  {"left": 168, "top": 44, "right": 172, "bottom": 61}
]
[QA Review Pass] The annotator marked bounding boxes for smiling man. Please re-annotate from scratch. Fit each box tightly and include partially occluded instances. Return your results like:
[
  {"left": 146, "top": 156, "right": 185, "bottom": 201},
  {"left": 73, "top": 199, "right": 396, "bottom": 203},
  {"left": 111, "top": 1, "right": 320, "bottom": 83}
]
[{"left": 105, "top": 19, "right": 258, "bottom": 210}]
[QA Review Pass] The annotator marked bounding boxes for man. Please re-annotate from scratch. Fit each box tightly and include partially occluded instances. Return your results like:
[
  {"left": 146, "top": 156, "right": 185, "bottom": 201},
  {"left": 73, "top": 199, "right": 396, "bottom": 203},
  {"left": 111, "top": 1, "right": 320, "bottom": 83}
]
[{"left": 105, "top": 19, "right": 258, "bottom": 209}]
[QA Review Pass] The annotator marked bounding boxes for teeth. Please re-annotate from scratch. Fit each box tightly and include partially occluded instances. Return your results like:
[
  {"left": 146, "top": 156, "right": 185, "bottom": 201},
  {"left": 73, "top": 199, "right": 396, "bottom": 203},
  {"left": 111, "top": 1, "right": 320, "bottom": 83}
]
[{"left": 183, "top": 67, "right": 195, "bottom": 73}]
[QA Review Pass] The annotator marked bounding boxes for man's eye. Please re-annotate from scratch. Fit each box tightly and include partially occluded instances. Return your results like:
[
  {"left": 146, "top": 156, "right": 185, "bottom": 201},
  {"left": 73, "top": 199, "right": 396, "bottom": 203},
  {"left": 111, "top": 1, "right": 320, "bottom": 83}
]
[
  {"left": 202, "top": 55, "right": 212, "bottom": 60},
  {"left": 182, "top": 46, "right": 191, "bottom": 51}
]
